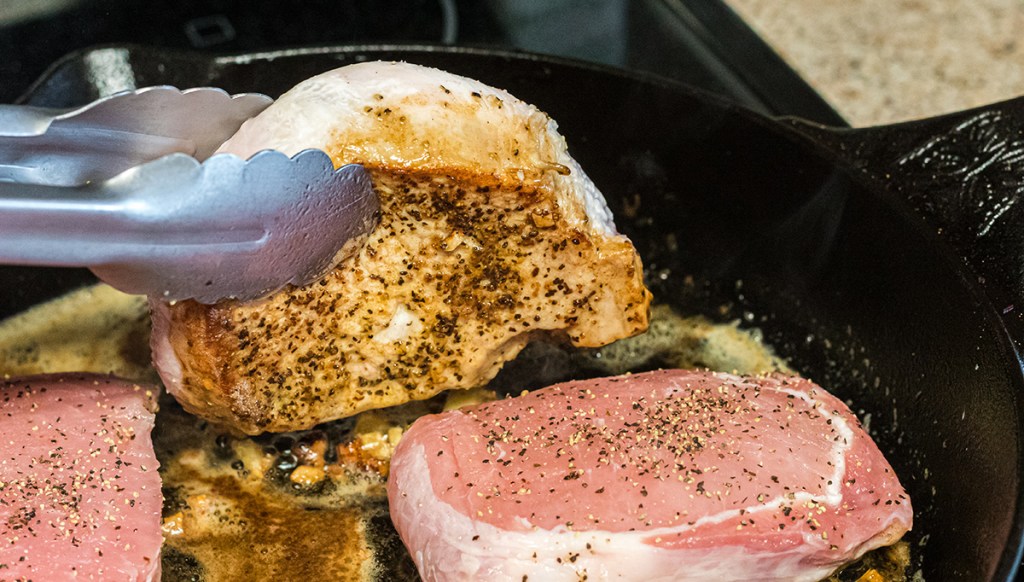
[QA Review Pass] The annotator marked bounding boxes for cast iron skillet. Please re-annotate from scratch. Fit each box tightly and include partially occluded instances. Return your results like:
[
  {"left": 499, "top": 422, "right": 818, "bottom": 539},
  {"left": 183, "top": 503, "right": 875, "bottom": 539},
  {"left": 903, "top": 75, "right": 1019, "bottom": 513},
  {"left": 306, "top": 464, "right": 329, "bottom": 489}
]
[{"left": 10, "top": 44, "right": 1024, "bottom": 580}]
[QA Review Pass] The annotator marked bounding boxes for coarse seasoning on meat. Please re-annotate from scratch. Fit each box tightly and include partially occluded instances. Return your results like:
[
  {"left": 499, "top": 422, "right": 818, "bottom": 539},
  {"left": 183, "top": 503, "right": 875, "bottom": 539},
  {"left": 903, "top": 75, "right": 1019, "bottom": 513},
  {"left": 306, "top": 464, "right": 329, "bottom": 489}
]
[
  {"left": 387, "top": 369, "right": 913, "bottom": 582},
  {"left": 0, "top": 373, "right": 162, "bottom": 581},
  {"left": 151, "top": 61, "right": 651, "bottom": 435}
]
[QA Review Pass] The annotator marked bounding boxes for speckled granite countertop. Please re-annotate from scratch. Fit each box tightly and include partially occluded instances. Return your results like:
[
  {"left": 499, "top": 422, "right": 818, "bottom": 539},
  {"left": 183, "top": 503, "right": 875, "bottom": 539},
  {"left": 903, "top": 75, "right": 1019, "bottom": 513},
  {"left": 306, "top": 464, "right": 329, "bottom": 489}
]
[{"left": 724, "top": 0, "right": 1024, "bottom": 127}]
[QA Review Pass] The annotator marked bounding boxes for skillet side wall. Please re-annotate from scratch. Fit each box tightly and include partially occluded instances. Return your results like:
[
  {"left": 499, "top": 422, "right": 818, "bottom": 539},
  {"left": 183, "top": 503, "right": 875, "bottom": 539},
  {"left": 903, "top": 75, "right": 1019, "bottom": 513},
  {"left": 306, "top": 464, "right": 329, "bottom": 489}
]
[
  {"left": 539, "top": 65, "right": 1019, "bottom": 579},
  {"left": 12, "top": 45, "right": 1023, "bottom": 580}
]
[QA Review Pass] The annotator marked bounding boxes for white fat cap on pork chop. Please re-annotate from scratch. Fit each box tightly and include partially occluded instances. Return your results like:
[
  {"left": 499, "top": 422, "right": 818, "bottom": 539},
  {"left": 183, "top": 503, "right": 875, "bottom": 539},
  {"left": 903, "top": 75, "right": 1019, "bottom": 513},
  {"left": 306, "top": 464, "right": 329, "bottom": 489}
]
[{"left": 217, "top": 60, "right": 618, "bottom": 237}]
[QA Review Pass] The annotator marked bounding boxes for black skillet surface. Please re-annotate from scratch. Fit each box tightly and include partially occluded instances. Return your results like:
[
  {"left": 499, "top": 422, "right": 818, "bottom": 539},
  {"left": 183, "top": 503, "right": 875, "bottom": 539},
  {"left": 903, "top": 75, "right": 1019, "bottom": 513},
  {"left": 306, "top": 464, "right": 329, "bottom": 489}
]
[{"left": 10, "top": 44, "right": 1024, "bottom": 580}]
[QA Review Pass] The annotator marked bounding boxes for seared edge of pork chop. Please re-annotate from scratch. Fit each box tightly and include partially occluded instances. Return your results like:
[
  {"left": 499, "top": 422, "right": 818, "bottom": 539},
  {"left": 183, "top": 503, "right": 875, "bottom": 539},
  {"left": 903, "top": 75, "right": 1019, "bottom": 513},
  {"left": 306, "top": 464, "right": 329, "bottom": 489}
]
[
  {"left": 152, "top": 61, "right": 651, "bottom": 434},
  {"left": 387, "top": 369, "right": 912, "bottom": 582}
]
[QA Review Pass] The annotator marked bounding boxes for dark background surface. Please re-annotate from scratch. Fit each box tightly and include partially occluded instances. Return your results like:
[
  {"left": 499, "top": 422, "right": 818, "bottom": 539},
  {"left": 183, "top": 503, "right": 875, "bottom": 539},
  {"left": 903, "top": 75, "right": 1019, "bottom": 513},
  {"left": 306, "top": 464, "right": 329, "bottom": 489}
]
[{"left": 0, "top": 0, "right": 842, "bottom": 123}]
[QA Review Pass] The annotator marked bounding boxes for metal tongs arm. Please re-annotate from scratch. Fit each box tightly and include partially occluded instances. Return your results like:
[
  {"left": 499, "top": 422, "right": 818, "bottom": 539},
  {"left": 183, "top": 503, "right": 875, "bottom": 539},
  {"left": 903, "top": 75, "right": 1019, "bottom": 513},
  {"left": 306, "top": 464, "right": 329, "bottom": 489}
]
[
  {"left": 0, "top": 87, "right": 272, "bottom": 182},
  {"left": 0, "top": 87, "right": 379, "bottom": 303},
  {"left": 0, "top": 152, "right": 375, "bottom": 303}
]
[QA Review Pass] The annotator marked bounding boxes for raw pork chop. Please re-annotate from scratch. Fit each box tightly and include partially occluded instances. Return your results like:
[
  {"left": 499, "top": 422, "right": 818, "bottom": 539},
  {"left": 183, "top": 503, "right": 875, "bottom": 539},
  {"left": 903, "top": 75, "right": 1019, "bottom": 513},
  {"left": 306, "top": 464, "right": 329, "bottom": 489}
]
[
  {"left": 388, "top": 369, "right": 912, "bottom": 582},
  {"left": 151, "top": 61, "right": 651, "bottom": 434},
  {"left": 0, "top": 374, "right": 162, "bottom": 581}
]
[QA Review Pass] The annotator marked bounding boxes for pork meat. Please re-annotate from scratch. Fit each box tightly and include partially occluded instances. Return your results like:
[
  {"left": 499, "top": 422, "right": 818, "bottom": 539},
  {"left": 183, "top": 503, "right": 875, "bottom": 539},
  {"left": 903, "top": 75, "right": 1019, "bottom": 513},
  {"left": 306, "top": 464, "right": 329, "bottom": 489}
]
[
  {"left": 0, "top": 374, "right": 162, "bottom": 581},
  {"left": 151, "top": 61, "right": 651, "bottom": 434},
  {"left": 387, "top": 369, "right": 912, "bottom": 582}
]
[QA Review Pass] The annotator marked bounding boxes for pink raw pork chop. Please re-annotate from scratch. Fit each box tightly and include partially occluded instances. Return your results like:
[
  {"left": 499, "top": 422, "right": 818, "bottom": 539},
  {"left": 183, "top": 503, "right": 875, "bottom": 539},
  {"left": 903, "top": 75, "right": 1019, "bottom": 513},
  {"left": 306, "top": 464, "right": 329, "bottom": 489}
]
[
  {"left": 0, "top": 374, "right": 162, "bottom": 581},
  {"left": 388, "top": 369, "right": 912, "bottom": 581}
]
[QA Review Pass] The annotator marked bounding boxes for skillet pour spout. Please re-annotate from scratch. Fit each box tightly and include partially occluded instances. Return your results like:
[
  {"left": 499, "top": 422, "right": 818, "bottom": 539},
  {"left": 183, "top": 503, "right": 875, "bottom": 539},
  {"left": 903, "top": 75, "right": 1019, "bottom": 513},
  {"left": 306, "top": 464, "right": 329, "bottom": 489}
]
[
  {"left": 6, "top": 44, "right": 1024, "bottom": 581},
  {"left": 782, "top": 98, "right": 1024, "bottom": 349}
]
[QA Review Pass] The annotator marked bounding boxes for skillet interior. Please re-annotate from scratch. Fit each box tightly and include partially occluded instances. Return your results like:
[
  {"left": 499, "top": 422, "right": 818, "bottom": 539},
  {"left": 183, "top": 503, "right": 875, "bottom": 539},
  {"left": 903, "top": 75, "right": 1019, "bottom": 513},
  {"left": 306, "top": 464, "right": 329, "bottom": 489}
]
[{"left": 12, "top": 45, "right": 1024, "bottom": 580}]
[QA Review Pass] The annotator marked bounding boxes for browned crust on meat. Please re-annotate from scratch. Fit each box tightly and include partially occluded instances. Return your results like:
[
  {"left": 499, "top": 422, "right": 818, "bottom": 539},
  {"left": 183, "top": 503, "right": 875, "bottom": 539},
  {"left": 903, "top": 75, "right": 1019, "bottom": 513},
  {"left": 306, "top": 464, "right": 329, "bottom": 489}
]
[{"left": 166, "top": 167, "right": 651, "bottom": 434}]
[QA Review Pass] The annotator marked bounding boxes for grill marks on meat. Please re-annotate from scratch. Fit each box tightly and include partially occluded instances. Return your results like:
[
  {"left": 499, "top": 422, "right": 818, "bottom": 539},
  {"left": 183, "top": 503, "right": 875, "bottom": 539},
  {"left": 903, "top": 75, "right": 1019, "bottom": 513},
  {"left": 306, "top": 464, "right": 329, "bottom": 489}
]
[
  {"left": 387, "top": 369, "right": 913, "bottom": 582},
  {"left": 152, "top": 62, "right": 651, "bottom": 434},
  {"left": 0, "top": 374, "right": 162, "bottom": 581}
]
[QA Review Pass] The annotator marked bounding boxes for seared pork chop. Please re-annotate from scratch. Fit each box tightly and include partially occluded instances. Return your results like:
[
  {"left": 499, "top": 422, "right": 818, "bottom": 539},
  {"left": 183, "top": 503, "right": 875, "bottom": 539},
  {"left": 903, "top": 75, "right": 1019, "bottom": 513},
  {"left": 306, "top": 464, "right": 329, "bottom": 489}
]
[
  {"left": 150, "top": 62, "right": 651, "bottom": 434},
  {"left": 388, "top": 369, "right": 913, "bottom": 582}
]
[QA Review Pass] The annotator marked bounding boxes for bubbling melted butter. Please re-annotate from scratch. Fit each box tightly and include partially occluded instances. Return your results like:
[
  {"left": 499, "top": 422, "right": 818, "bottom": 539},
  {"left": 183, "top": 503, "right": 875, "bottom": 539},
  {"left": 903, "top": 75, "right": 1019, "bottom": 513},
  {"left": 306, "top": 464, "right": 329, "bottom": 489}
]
[
  {"left": 0, "top": 284, "right": 154, "bottom": 381},
  {"left": 156, "top": 407, "right": 383, "bottom": 582}
]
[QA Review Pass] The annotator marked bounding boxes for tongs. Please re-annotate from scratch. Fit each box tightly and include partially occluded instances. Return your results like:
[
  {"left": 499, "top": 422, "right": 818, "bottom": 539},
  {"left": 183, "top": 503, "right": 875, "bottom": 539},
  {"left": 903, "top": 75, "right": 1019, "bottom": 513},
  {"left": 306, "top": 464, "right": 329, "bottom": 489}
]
[{"left": 0, "top": 87, "right": 379, "bottom": 304}]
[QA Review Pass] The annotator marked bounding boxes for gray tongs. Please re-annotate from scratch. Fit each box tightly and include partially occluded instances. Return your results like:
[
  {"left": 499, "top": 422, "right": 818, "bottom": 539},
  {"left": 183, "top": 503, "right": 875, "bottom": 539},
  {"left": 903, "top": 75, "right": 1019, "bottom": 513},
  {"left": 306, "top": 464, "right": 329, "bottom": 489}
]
[{"left": 0, "top": 87, "right": 379, "bottom": 304}]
